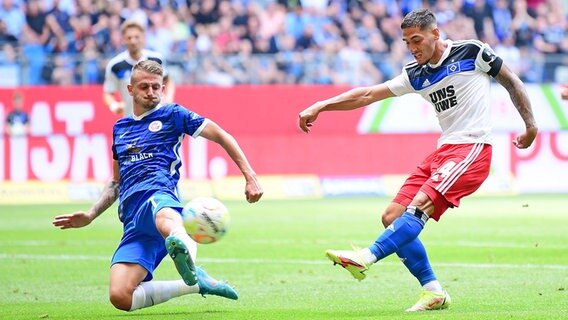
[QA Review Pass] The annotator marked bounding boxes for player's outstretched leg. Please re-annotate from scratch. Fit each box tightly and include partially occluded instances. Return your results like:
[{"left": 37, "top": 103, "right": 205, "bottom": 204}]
[
  {"left": 325, "top": 248, "right": 369, "bottom": 280},
  {"left": 166, "top": 235, "right": 197, "bottom": 286},
  {"left": 196, "top": 267, "right": 238, "bottom": 300},
  {"left": 406, "top": 290, "right": 451, "bottom": 312}
]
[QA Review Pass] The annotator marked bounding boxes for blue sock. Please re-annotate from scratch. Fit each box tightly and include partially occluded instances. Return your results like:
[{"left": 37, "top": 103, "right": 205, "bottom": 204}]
[
  {"left": 368, "top": 212, "right": 425, "bottom": 261},
  {"left": 396, "top": 238, "right": 437, "bottom": 286}
]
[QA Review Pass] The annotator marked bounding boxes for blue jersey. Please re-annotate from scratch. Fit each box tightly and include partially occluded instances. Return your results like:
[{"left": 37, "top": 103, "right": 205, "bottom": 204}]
[{"left": 112, "top": 103, "right": 207, "bottom": 203}]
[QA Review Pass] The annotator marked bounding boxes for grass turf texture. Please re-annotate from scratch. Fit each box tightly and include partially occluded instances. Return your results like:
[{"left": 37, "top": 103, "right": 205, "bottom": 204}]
[{"left": 1, "top": 194, "right": 567, "bottom": 319}]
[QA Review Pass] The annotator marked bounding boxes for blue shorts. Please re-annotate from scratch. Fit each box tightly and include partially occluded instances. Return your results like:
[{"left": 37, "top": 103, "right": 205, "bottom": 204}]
[{"left": 111, "top": 190, "right": 183, "bottom": 281}]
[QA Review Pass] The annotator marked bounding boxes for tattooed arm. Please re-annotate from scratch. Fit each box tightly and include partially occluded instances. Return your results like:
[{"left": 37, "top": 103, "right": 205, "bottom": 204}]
[
  {"left": 52, "top": 161, "right": 120, "bottom": 229},
  {"left": 494, "top": 64, "right": 538, "bottom": 149}
]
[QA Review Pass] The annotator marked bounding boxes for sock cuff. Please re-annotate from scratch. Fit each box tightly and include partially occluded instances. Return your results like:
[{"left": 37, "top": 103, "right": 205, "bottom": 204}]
[{"left": 405, "top": 206, "right": 428, "bottom": 226}]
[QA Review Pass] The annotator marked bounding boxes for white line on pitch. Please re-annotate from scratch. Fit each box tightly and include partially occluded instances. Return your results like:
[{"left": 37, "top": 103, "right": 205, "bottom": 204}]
[
  {"left": 1, "top": 253, "right": 567, "bottom": 270},
  {"left": 1, "top": 239, "right": 567, "bottom": 249}
]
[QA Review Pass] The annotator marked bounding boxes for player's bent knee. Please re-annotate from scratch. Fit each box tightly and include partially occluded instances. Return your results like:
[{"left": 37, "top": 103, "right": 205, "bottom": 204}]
[
  {"left": 381, "top": 209, "right": 399, "bottom": 227},
  {"left": 382, "top": 202, "right": 406, "bottom": 227},
  {"left": 109, "top": 288, "right": 133, "bottom": 311}
]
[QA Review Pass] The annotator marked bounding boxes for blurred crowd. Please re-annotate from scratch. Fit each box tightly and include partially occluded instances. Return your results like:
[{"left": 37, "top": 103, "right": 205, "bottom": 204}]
[{"left": 0, "top": 0, "right": 567, "bottom": 86}]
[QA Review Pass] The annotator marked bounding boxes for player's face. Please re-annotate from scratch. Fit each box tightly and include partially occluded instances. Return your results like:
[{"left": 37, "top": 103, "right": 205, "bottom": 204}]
[
  {"left": 128, "top": 71, "right": 164, "bottom": 112},
  {"left": 402, "top": 26, "right": 439, "bottom": 65},
  {"left": 122, "top": 27, "right": 145, "bottom": 55}
]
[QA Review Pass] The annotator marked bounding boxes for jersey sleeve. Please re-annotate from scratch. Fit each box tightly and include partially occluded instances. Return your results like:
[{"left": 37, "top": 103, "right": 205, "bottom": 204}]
[
  {"left": 385, "top": 71, "right": 414, "bottom": 96},
  {"left": 103, "top": 61, "right": 119, "bottom": 93},
  {"left": 111, "top": 126, "right": 118, "bottom": 161},
  {"left": 174, "top": 104, "right": 207, "bottom": 138},
  {"left": 475, "top": 43, "right": 503, "bottom": 77}
]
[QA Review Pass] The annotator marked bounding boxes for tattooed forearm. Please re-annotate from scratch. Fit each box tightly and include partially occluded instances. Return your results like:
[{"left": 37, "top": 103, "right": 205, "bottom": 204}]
[
  {"left": 495, "top": 69, "right": 537, "bottom": 129},
  {"left": 89, "top": 180, "right": 120, "bottom": 219}
]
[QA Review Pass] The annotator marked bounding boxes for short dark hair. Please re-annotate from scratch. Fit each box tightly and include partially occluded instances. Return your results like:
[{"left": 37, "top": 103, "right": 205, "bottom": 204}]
[
  {"left": 132, "top": 60, "right": 163, "bottom": 77},
  {"left": 401, "top": 8, "right": 437, "bottom": 30}
]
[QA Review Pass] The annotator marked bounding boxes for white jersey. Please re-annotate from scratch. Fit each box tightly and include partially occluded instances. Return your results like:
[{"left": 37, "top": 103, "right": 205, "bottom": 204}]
[
  {"left": 385, "top": 39, "right": 503, "bottom": 147},
  {"left": 103, "top": 49, "right": 169, "bottom": 117}
]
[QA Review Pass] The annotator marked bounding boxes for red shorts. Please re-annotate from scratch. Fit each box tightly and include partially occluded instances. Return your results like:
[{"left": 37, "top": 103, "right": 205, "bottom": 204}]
[{"left": 393, "top": 143, "right": 492, "bottom": 221}]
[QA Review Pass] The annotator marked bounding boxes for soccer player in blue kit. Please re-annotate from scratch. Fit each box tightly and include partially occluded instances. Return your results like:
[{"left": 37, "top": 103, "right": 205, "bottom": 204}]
[
  {"left": 53, "top": 60, "right": 263, "bottom": 312},
  {"left": 299, "top": 8, "right": 537, "bottom": 312}
]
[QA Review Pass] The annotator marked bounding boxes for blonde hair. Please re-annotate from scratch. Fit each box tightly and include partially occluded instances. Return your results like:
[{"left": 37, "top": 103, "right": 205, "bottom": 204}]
[
  {"left": 132, "top": 60, "right": 164, "bottom": 77},
  {"left": 120, "top": 20, "right": 145, "bottom": 34}
]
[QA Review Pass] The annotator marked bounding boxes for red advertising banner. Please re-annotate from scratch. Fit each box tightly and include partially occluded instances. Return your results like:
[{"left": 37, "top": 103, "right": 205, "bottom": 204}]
[
  {"left": 2, "top": 85, "right": 566, "bottom": 194},
  {"left": 0, "top": 86, "right": 437, "bottom": 182}
]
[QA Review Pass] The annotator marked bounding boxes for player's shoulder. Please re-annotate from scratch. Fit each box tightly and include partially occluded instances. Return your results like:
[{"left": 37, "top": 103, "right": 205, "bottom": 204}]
[
  {"left": 450, "top": 39, "right": 486, "bottom": 56},
  {"left": 105, "top": 51, "right": 133, "bottom": 76},
  {"left": 113, "top": 116, "right": 132, "bottom": 127},
  {"left": 106, "top": 51, "right": 130, "bottom": 68},
  {"left": 142, "top": 49, "right": 165, "bottom": 64}
]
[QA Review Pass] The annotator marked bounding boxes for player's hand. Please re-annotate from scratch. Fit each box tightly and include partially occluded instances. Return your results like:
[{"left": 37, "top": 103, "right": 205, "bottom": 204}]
[
  {"left": 245, "top": 178, "right": 263, "bottom": 203},
  {"left": 109, "top": 101, "right": 125, "bottom": 114},
  {"left": 561, "top": 84, "right": 568, "bottom": 100},
  {"left": 52, "top": 211, "right": 93, "bottom": 229},
  {"left": 513, "top": 126, "right": 538, "bottom": 149},
  {"left": 298, "top": 105, "right": 321, "bottom": 133}
]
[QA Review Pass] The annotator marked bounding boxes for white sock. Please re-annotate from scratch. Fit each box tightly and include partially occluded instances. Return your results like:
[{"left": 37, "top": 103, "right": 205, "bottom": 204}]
[
  {"left": 130, "top": 280, "right": 199, "bottom": 311},
  {"left": 170, "top": 227, "right": 198, "bottom": 261},
  {"left": 423, "top": 280, "right": 443, "bottom": 293},
  {"left": 359, "top": 248, "right": 378, "bottom": 265}
]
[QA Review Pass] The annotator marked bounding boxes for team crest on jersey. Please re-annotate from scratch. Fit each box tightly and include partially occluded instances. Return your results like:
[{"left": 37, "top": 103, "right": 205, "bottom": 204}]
[
  {"left": 446, "top": 62, "right": 461, "bottom": 75},
  {"left": 149, "top": 120, "right": 163, "bottom": 132}
]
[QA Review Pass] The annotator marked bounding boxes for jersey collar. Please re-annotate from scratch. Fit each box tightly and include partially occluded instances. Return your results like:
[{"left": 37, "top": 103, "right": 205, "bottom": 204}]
[
  {"left": 124, "top": 49, "right": 149, "bottom": 66},
  {"left": 427, "top": 40, "right": 453, "bottom": 69},
  {"left": 132, "top": 103, "right": 163, "bottom": 120}
]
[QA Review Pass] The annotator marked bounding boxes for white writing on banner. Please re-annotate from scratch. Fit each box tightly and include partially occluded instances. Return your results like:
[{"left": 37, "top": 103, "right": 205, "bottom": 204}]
[
  {"left": 55, "top": 102, "right": 94, "bottom": 135},
  {"left": 29, "top": 102, "right": 53, "bottom": 136},
  {"left": 488, "top": 132, "right": 568, "bottom": 193},
  {"left": 511, "top": 132, "right": 568, "bottom": 193},
  {"left": 0, "top": 101, "right": 219, "bottom": 182},
  {"left": 9, "top": 136, "right": 28, "bottom": 182},
  {"left": 186, "top": 136, "right": 229, "bottom": 180},
  {"left": 30, "top": 135, "right": 70, "bottom": 181},
  {"left": 358, "top": 84, "right": 567, "bottom": 133},
  {"left": 189, "top": 137, "right": 207, "bottom": 179},
  {"left": 70, "top": 134, "right": 110, "bottom": 181}
]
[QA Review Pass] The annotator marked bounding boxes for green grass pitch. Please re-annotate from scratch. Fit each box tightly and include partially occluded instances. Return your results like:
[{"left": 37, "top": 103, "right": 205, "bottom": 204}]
[{"left": 1, "top": 194, "right": 567, "bottom": 319}]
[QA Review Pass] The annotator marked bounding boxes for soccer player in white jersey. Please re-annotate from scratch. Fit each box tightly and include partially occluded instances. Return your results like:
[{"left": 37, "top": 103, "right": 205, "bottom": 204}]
[
  {"left": 103, "top": 20, "right": 175, "bottom": 117},
  {"left": 53, "top": 60, "right": 263, "bottom": 312},
  {"left": 298, "top": 8, "right": 537, "bottom": 312}
]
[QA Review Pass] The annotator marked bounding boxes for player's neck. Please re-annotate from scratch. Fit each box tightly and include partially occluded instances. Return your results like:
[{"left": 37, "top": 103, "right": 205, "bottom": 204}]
[
  {"left": 129, "top": 50, "right": 143, "bottom": 61},
  {"left": 429, "top": 39, "right": 447, "bottom": 65}
]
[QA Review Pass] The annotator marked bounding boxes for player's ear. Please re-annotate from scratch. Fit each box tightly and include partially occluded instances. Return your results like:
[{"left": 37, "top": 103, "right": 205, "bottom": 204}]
[
  {"left": 432, "top": 27, "right": 440, "bottom": 40},
  {"left": 127, "top": 84, "right": 134, "bottom": 96}
]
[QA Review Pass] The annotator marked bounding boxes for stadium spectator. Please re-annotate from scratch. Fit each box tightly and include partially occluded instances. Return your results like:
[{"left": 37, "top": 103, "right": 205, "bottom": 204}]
[
  {"left": 21, "top": 0, "right": 49, "bottom": 85},
  {"left": 532, "top": 3, "right": 568, "bottom": 82},
  {"left": 5, "top": 0, "right": 568, "bottom": 85},
  {"left": 0, "top": 19, "right": 17, "bottom": 46},
  {"left": 0, "top": 42, "right": 20, "bottom": 86},
  {"left": 0, "top": 0, "right": 25, "bottom": 40},
  {"left": 298, "top": 8, "right": 537, "bottom": 312},
  {"left": 103, "top": 19, "right": 174, "bottom": 116},
  {"left": 52, "top": 60, "right": 263, "bottom": 312},
  {"left": 5, "top": 91, "right": 30, "bottom": 136},
  {"left": 510, "top": 0, "right": 536, "bottom": 48}
]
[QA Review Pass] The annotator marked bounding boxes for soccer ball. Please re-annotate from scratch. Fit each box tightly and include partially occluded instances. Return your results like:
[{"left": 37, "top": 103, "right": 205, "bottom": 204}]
[{"left": 182, "top": 197, "right": 230, "bottom": 244}]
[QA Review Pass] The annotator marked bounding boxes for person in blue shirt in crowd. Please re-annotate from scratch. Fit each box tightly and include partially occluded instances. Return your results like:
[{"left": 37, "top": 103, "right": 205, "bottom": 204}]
[{"left": 53, "top": 60, "right": 263, "bottom": 312}]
